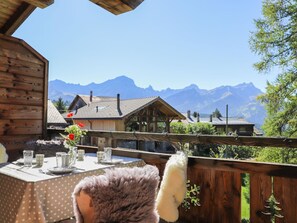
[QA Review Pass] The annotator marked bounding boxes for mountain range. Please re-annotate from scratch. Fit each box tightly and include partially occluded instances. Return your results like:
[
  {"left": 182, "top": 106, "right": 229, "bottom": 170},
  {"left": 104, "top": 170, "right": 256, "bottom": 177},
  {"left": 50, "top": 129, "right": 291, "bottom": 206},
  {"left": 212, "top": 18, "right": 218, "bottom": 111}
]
[{"left": 48, "top": 75, "right": 266, "bottom": 127}]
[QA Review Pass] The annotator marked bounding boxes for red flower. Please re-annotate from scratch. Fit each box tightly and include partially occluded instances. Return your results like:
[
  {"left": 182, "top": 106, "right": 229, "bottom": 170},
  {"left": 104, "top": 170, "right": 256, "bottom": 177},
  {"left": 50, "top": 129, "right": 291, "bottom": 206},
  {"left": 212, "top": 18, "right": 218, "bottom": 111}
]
[
  {"left": 67, "top": 113, "right": 74, "bottom": 118},
  {"left": 77, "top": 123, "right": 84, "bottom": 128},
  {"left": 68, "top": 133, "right": 75, "bottom": 140}
]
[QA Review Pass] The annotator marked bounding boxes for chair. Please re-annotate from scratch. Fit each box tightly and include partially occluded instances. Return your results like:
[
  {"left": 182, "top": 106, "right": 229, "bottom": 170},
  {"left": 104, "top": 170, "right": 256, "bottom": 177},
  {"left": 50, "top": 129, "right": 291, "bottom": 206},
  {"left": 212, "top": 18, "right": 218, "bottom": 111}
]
[
  {"left": 72, "top": 165, "right": 160, "bottom": 223},
  {"left": 156, "top": 151, "right": 188, "bottom": 222},
  {"left": 0, "top": 143, "right": 8, "bottom": 163}
]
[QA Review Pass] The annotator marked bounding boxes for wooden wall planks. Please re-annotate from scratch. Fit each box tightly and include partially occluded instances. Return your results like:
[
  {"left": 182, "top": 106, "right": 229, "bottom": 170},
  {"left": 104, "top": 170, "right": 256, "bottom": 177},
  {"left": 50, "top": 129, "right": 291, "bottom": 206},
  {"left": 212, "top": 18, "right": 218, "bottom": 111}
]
[{"left": 0, "top": 34, "right": 48, "bottom": 160}]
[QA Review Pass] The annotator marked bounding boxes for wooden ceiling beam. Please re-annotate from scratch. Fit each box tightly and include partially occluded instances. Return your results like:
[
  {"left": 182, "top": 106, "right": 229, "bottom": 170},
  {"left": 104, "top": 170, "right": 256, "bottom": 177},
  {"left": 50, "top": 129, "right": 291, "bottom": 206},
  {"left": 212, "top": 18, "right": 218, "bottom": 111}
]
[
  {"left": 90, "top": 0, "right": 144, "bottom": 15},
  {"left": 23, "top": 0, "right": 54, "bottom": 9},
  {"left": 0, "top": 2, "right": 36, "bottom": 35}
]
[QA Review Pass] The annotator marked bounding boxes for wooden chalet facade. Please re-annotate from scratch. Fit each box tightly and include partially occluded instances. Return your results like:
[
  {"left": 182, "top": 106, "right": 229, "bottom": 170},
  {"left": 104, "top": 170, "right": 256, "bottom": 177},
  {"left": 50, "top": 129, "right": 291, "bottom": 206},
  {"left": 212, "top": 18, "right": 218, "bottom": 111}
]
[
  {"left": 0, "top": 34, "right": 48, "bottom": 160},
  {"left": 66, "top": 94, "right": 185, "bottom": 149},
  {"left": 0, "top": 0, "right": 145, "bottom": 160}
]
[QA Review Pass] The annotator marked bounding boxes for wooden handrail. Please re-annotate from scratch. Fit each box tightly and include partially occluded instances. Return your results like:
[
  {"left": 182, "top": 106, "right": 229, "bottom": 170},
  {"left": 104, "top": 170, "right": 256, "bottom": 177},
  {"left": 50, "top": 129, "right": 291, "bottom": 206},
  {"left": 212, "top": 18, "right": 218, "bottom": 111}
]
[{"left": 48, "top": 128, "right": 297, "bottom": 148}]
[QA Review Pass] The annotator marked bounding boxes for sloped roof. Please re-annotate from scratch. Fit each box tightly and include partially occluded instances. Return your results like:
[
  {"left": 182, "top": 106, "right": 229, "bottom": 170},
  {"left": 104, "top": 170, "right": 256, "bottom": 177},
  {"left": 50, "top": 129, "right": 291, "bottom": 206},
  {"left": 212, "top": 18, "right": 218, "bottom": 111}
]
[
  {"left": 67, "top": 96, "right": 185, "bottom": 120},
  {"left": 90, "top": 0, "right": 144, "bottom": 15},
  {"left": 47, "top": 100, "right": 67, "bottom": 124},
  {"left": 183, "top": 114, "right": 254, "bottom": 126},
  {"left": 0, "top": 0, "right": 52, "bottom": 35},
  {"left": 80, "top": 95, "right": 116, "bottom": 103},
  {"left": 210, "top": 117, "right": 254, "bottom": 126},
  {"left": 68, "top": 94, "right": 116, "bottom": 111},
  {"left": 0, "top": 0, "right": 144, "bottom": 35}
]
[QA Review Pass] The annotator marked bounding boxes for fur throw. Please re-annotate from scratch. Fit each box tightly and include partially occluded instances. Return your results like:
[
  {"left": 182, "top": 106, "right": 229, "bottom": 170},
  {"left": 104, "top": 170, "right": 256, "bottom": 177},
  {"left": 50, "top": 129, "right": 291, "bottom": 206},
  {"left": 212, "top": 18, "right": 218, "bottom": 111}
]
[
  {"left": 0, "top": 143, "right": 8, "bottom": 163},
  {"left": 73, "top": 165, "right": 160, "bottom": 223},
  {"left": 156, "top": 152, "right": 188, "bottom": 222}
]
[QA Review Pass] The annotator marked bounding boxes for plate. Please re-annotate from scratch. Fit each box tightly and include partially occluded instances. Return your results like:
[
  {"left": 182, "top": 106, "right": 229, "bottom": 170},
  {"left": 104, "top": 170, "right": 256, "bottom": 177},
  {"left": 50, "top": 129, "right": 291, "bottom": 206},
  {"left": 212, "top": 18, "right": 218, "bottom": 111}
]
[
  {"left": 47, "top": 167, "right": 76, "bottom": 174},
  {"left": 16, "top": 158, "right": 37, "bottom": 164},
  {"left": 99, "top": 159, "right": 123, "bottom": 164}
]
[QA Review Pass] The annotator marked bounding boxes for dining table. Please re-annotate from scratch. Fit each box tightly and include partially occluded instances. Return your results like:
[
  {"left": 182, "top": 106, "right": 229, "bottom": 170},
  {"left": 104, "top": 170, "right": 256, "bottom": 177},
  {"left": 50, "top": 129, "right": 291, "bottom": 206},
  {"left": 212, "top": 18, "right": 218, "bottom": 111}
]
[{"left": 0, "top": 153, "right": 145, "bottom": 223}]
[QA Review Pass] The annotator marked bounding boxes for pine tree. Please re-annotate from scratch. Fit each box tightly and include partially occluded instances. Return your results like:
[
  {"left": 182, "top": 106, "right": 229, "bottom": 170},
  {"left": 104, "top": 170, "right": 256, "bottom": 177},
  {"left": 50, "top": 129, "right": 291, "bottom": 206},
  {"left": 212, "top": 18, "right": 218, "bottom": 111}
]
[
  {"left": 212, "top": 108, "right": 222, "bottom": 118},
  {"left": 54, "top": 97, "right": 67, "bottom": 114},
  {"left": 250, "top": 0, "right": 297, "bottom": 137}
]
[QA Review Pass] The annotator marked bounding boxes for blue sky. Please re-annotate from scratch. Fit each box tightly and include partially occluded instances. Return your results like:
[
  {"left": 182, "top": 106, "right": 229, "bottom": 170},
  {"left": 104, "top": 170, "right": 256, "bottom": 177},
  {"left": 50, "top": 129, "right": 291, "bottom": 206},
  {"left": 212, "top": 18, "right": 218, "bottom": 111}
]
[{"left": 14, "top": 0, "right": 277, "bottom": 92}]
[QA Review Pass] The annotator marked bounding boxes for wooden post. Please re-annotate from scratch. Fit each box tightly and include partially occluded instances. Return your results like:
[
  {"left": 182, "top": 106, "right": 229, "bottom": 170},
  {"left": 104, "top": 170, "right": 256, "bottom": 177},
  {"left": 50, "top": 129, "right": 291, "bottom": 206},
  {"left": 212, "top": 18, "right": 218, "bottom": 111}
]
[
  {"left": 166, "top": 117, "right": 170, "bottom": 133},
  {"left": 153, "top": 108, "right": 157, "bottom": 132},
  {"left": 226, "top": 104, "right": 229, "bottom": 135}
]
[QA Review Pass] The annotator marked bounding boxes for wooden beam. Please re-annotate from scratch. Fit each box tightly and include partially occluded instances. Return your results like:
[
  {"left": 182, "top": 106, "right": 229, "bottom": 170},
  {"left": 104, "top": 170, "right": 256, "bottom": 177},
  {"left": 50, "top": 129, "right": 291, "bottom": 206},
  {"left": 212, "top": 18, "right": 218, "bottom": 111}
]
[
  {"left": 90, "top": 0, "right": 144, "bottom": 15},
  {"left": 48, "top": 129, "right": 297, "bottom": 148},
  {"left": 23, "top": 0, "right": 54, "bottom": 9},
  {"left": 0, "top": 2, "right": 35, "bottom": 35}
]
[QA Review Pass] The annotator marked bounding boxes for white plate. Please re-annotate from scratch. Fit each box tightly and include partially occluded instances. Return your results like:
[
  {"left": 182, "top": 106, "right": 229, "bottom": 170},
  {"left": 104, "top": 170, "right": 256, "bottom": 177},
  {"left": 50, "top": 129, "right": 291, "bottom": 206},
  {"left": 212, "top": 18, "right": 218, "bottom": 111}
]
[
  {"left": 16, "top": 158, "right": 37, "bottom": 164},
  {"left": 99, "top": 159, "right": 123, "bottom": 164},
  {"left": 48, "top": 167, "right": 76, "bottom": 174}
]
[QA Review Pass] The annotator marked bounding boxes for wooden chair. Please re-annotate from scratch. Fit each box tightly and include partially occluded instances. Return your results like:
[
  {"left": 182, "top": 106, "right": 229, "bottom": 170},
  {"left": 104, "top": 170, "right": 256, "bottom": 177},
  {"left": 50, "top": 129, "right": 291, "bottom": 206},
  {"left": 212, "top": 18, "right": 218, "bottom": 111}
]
[{"left": 72, "top": 165, "right": 160, "bottom": 223}]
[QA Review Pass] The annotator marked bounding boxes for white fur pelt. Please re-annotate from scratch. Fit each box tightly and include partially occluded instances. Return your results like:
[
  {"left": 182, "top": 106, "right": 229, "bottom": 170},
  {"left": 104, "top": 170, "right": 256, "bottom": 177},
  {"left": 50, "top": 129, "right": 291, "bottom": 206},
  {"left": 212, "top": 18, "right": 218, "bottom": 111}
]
[
  {"left": 73, "top": 165, "right": 160, "bottom": 223},
  {"left": 0, "top": 143, "right": 8, "bottom": 163},
  {"left": 156, "top": 151, "right": 188, "bottom": 222}
]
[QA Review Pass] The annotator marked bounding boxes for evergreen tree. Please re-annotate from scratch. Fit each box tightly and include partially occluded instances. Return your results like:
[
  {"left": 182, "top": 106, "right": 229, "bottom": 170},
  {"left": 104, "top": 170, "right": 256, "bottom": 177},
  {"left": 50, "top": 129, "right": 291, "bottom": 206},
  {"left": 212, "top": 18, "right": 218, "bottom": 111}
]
[
  {"left": 212, "top": 108, "right": 222, "bottom": 118},
  {"left": 53, "top": 97, "right": 67, "bottom": 114},
  {"left": 250, "top": 0, "right": 297, "bottom": 137}
]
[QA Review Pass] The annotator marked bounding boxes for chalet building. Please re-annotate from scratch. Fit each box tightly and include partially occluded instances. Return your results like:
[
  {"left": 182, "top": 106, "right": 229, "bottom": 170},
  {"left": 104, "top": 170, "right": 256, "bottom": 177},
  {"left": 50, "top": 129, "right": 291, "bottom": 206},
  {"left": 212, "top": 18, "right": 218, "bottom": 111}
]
[
  {"left": 184, "top": 111, "right": 255, "bottom": 136},
  {"left": 65, "top": 93, "right": 185, "bottom": 150}
]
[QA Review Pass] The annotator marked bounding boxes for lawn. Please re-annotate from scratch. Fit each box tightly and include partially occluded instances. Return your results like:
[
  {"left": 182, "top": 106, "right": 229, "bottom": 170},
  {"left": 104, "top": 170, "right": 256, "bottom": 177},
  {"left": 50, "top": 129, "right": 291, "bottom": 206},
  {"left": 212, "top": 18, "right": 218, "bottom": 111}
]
[{"left": 241, "top": 185, "right": 250, "bottom": 221}]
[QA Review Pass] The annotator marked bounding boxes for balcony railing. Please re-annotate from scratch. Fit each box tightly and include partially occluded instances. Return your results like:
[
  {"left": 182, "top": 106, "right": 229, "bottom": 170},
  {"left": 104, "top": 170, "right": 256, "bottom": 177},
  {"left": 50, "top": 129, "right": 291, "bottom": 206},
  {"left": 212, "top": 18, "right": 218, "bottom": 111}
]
[{"left": 48, "top": 129, "right": 297, "bottom": 223}]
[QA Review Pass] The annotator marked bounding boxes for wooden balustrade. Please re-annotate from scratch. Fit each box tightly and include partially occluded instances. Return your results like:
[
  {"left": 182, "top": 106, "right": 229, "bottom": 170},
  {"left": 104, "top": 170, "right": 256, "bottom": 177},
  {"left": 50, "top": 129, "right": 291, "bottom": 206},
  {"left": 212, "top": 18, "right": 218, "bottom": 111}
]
[
  {"left": 106, "top": 148, "right": 297, "bottom": 223},
  {"left": 48, "top": 128, "right": 297, "bottom": 223}
]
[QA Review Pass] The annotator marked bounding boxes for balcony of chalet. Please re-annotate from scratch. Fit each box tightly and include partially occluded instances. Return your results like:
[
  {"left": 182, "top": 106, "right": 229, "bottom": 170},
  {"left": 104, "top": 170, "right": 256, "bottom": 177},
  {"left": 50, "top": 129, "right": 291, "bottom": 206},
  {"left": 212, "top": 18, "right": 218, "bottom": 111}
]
[
  {"left": 1, "top": 0, "right": 297, "bottom": 222},
  {"left": 45, "top": 129, "right": 297, "bottom": 223}
]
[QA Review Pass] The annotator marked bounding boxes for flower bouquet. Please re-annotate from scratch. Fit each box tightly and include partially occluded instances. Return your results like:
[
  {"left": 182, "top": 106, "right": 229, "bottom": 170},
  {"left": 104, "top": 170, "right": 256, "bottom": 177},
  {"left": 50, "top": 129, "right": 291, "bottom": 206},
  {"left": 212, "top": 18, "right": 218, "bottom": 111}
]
[{"left": 60, "top": 112, "right": 87, "bottom": 166}]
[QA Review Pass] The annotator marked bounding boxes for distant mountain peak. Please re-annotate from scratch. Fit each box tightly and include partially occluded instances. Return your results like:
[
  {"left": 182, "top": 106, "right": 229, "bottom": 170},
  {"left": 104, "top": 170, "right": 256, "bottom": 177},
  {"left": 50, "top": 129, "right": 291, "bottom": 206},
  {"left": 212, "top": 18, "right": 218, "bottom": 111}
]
[
  {"left": 113, "top": 75, "right": 134, "bottom": 82},
  {"left": 184, "top": 84, "right": 200, "bottom": 90},
  {"left": 48, "top": 76, "right": 266, "bottom": 127},
  {"left": 235, "top": 82, "right": 256, "bottom": 88},
  {"left": 105, "top": 75, "right": 136, "bottom": 87},
  {"left": 146, "top": 85, "right": 154, "bottom": 90}
]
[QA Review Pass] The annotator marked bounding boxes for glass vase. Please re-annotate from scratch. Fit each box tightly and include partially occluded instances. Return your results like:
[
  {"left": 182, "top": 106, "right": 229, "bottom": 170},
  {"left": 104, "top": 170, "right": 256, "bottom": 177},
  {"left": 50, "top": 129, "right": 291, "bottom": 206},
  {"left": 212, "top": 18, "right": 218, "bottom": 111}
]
[{"left": 68, "top": 146, "right": 77, "bottom": 167}]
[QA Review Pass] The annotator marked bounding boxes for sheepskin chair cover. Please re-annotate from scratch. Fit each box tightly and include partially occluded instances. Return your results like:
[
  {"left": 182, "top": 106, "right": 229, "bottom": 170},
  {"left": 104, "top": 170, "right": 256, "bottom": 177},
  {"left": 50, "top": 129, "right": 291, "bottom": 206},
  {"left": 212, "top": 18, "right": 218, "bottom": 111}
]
[
  {"left": 72, "top": 165, "right": 160, "bottom": 223},
  {"left": 156, "top": 151, "right": 188, "bottom": 222},
  {"left": 0, "top": 143, "right": 8, "bottom": 163}
]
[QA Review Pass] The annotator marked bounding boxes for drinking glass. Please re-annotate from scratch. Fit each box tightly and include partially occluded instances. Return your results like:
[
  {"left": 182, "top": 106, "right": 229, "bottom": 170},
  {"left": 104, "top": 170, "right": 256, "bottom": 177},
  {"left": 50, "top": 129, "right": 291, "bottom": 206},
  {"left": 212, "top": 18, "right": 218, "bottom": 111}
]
[
  {"left": 61, "top": 153, "right": 70, "bottom": 168},
  {"left": 56, "top": 152, "right": 66, "bottom": 168},
  {"left": 104, "top": 147, "right": 112, "bottom": 161},
  {"left": 35, "top": 154, "right": 44, "bottom": 167},
  {"left": 77, "top": 149, "right": 85, "bottom": 161},
  {"left": 23, "top": 150, "right": 34, "bottom": 167},
  {"left": 97, "top": 151, "right": 104, "bottom": 163}
]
